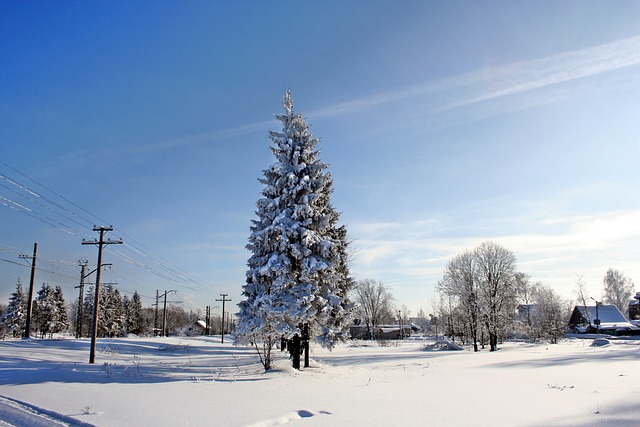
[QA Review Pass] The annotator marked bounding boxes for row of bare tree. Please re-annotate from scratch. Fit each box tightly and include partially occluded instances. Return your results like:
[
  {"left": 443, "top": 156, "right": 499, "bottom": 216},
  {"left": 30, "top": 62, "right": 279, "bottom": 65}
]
[{"left": 436, "top": 241, "right": 636, "bottom": 351}]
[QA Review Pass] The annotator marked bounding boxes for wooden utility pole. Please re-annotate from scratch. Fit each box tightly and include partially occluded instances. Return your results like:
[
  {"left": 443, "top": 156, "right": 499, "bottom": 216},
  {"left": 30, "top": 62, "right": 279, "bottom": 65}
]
[
  {"left": 19, "top": 242, "right": 38, "bottom": 339},
  {"left": 216, "top": 293, "right": 232, "bottom": 343},
  {"left": 205, "top": 306, "right": 210, "bottom": 335},
  {"left": 161, "top": 290, "right": 177, "bottom": 337},
  {"left": 75, "top": 261, "right": 112, "bottom": 338},
  {"left": 82, "top": 226, "right": 122, "bottom": 364},
  {"left": 154, "top": 290, "right": 159, "bottom": 337},
  {"left": 75, "top": 260, "right": 88, "bottom": 338}
]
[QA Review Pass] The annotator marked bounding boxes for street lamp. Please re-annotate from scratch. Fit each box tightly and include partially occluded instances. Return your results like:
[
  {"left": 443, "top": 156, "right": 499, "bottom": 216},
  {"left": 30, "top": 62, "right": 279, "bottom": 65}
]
[{"left": 590, "top": 297, "right": 601, "bottom": 335}]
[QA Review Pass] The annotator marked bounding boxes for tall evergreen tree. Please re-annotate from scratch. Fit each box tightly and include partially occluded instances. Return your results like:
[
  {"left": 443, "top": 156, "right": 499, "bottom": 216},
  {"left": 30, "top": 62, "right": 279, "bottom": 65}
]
[
  {"left": 125, "top": 291, "right": 143, "bottom": 335},
  {"left": 237, "top": 90, "right": 353, "bottom": 370},
  {"left": 32, "top": 283, "right": 67, "bottom": 338},
  {"left": 52, "top": 285, "right": 69, "bottom": 334},
  {"left": 99, "top": 284, "right": 125, "bottom": 338},
  {"left": 82, "top": 286, "right": 95, "bottom": 338},
  {"left": 1, "top": 279, "right": 27, "bottom": 338},
  {"left": 32, "top": 283, "right": 53, "bottom": 338}
]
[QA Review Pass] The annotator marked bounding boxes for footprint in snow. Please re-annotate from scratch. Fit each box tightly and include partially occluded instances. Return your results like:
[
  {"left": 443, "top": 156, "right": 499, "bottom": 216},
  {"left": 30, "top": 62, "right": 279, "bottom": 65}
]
[{"left": 244, "top": 409, "right": 332, "bottom": 426}]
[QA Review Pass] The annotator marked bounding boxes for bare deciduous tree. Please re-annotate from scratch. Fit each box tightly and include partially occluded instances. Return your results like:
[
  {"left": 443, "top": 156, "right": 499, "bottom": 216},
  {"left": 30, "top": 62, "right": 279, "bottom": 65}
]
[
  {"left": 602, "top": 268, "right": 635, "bottom": 318},
  {"left": 530, "top": 283, "right": 567, "bottom": 344},
  {"left": 474, "top": 241, "right": 517, "bottom": 352},
  {"left": 352, "top": 279, "right": 394, "bottom": 340},
  {"left": 436, "top": 250, "right": 480, "bottom": 351}
]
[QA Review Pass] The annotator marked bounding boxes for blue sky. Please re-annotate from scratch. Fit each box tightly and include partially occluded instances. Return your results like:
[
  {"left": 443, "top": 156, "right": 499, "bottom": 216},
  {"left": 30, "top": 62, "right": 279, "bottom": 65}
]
[{"left": 1, "top": 1, "right": 639, "bottom": 316}]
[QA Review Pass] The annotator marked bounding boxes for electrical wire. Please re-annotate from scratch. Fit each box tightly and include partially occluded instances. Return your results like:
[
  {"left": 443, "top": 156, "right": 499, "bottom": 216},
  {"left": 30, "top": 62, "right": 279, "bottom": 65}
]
[{"left": 0, "top": 161, "right": 223, "bottom": 302}]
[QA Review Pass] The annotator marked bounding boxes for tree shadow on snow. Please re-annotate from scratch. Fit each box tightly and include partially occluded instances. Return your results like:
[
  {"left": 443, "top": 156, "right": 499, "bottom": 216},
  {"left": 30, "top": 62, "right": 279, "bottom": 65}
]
[
  {"left": 484, "top": 345, "right": 640, "bottom": 369},
  {"left": 0, "top": 337, "right": 268, "bottom": 386}
]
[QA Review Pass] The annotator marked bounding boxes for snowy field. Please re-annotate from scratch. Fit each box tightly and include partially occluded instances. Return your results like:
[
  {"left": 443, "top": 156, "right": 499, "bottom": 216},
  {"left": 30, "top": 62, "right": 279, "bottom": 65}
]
[{"left": 1, "top": 335, "right": 639, "bottom": 426}]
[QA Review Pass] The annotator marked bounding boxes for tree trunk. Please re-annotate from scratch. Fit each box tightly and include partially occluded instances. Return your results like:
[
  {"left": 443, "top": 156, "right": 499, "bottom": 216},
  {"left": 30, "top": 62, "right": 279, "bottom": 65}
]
[
  {"left": 303, "top": 324, "right": 310, "bottom": 368},
  {"left": 291, "top": 334, "right": 301, "bottom": 370}
]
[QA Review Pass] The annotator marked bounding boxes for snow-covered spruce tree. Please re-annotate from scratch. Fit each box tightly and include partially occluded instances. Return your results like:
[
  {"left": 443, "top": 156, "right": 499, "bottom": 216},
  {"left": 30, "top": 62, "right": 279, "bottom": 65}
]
[
  {"left": 52, "top": 285, "right": 69, "bottom": 335},
  {"left": 125, "top": 291, "right": 144, "bottom": 335},
  {"left": 81, "top": 286, "right": 95, "bottom": 338},
  {"left": 32, "top": 283, "right": 68, "bottom": 338},
  {"left": 32, "top": 283, "right": 54, "bottom": 338},
  {"left": 98, "top": 284, "right": 125, "bottom": 338},
  {"left": 237, "top": 89, "right": 353, "bottom": 371},
  {"left": 1, "top": 279, "right": 28, "bottom": 338}
]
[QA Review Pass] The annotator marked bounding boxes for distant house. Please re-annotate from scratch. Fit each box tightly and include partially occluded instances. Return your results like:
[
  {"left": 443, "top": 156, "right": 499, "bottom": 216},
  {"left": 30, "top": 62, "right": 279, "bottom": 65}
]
[
  {"left": 629, "top": 292, "right": 640, "bottom": 321},
  {"left": 516, "top": 304, "right": 539, "bottom": 321},
  {"left": 568, "top": 305, "right": 640, "bottom": 335},
  {"left": 349, "top": 324, "right": 418, "bottom": 340},
  {"left": 185, "top": 320, "right": 207, "bottom": 336}
]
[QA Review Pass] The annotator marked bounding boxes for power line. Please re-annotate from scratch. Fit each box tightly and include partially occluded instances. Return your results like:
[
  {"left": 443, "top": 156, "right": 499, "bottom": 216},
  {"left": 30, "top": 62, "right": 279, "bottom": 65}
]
[
  {"left": 0, "top": 160, "right": 106, "bottom": 227},
  {"left": 0, "top": 161, "right": 220, "bottom": 299}
]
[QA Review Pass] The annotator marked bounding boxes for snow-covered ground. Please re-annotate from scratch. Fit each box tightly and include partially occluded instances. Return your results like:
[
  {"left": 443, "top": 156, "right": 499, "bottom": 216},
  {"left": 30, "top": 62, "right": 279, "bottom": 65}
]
[{"left": 1, "top": 335, "right": 639, "bottom": 426}]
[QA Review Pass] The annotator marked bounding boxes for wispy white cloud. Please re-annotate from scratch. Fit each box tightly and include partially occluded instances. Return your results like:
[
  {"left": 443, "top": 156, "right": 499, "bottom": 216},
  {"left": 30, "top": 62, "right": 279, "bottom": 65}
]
[
  {"left": 437, "top": 35, "right": 640, "bottom": 111},
  {"left": 74, "top": 35, "right": 640, "bottom": 164},
  {"left": 314, "top": 35, "right": 640, "bottom": 120},
  {"left": 129, "top": 120, "right": 274, "bottom": 155}
]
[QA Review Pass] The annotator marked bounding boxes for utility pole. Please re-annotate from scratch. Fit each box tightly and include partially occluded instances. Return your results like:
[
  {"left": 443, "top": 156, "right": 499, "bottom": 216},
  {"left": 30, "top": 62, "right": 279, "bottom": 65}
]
[
  {"left": 19, "top": 242, "right": 38, "bottom": 339},
  {"left": 75, "top": 260, "right": 88, "bottom": 338},
  {"left": 154, "top": 290, "right": 177, "bottom": 337},
  {"left": 162, "top": 290, "right": 176, "bottom": 337},
  {"left": 216, "top": 293, "right": 232, "bottom": 343},
  {"left": 205, "top": 306, "right": 210, "bottom": 335},
  {"left": 82, "top": 226, "right": 122, "bottom": 364},
  {"left": 154, "top": 290, "right": 159, "bottom": 337},
  {"left": 75, "top": 260, "right": 112, "bottom": 338}
]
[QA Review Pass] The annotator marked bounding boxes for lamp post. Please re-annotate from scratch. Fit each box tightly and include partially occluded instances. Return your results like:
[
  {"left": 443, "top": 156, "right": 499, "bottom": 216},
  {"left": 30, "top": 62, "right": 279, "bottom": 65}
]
[{"left": 590, "top": 297, "right": 601, "bottom": 335}]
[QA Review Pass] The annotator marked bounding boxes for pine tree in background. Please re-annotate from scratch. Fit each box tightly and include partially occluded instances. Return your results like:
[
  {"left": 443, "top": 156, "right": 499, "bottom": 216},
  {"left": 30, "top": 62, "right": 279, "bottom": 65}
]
[
  {"left": 82, "top": 286, "right": 95, "bottom": 338},
  {"left": 1, "top": 279, "right": 27, "bottom": 338},
  {"left": 52, "top": 285, "right": 69, "bottom": 334},
  {"left": 125, "top": 291, "right": 143, "bottom": 335},
  {"left": 33, "top": 283, "right": 54, "bottom": 338},
  {"left": 123, "top": 294, "right": 130, "bottom": 334},
  {"left": 99, "top": 284, "right": 125, "bottom": 338},
  {"left": 32, "top": 283, "right": 67, "bottom": 338},
  {"left": 237, "top": 89, "right": 353, "bottom": 370}
]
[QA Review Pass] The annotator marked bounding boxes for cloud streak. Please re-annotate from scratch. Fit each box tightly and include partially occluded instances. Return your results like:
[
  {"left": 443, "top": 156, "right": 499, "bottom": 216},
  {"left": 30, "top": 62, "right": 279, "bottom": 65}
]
[
  {"left": 314, "top": 35, "right": 640, "bottom": 119},
  {"left": 94, "top": 35, "right": 640, "bottom": 162}
]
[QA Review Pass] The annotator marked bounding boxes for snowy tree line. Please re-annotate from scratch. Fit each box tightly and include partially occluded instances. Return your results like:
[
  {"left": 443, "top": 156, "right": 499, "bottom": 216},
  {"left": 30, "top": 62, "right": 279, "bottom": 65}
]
[{"left": 0, "top": 281, "right": 207, "bottom": 338}]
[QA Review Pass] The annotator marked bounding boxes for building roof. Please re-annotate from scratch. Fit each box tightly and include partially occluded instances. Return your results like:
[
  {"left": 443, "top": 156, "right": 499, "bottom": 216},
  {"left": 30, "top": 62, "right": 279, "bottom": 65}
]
[{"left": 569, "top": 305, "right": 636, "bottom": 331}]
